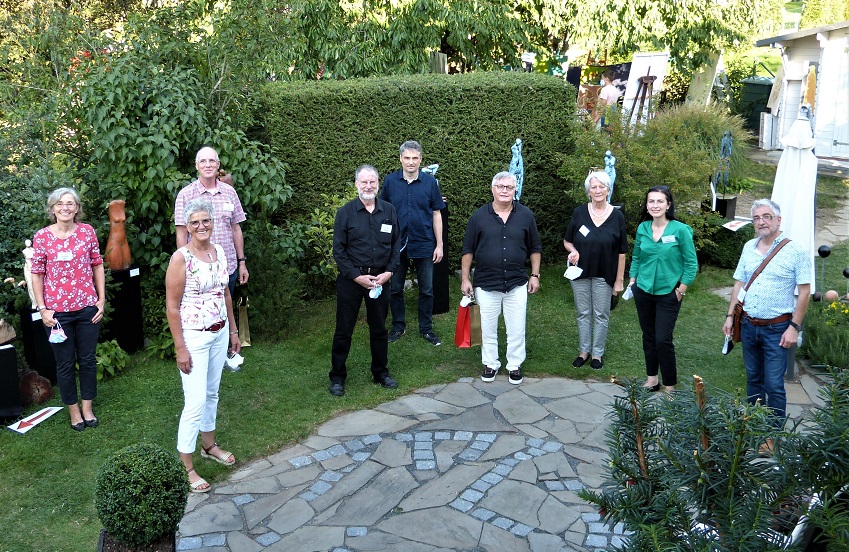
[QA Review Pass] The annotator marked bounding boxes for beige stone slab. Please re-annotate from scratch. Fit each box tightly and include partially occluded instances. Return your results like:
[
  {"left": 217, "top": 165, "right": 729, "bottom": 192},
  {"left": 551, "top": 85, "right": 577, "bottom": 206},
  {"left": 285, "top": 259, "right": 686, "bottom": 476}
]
[
  {"left": 179, "top": 501, "right": 243, "bottom": 536},
  {"left": 546, "top": 395, "right": 609, "bottom": 425},
  {"left": 267, "top": 497, "right": 314, "bottom": 534},
  {"left": 434, "top": 439, "right": 467, "bottom": 471},
  {"left": 301, "top": 435, "right": 340, "bottom": 451},
  {"left": 376, "top": 394, "right": 465, "bottom": 417},
  {"left": 480, "top": 479, "right": 549, "bottom": 528},
  {"left": 226, "top": 531, "right": 263, "bottom": 552},
  {"left": 521, "top": 378, "right": 591, "bottom": 399},
  {"left": 509, "top": 459, "right": 538, "bottom": 483},
  {"left": 534, "top": 452, "right": 577, "bottom": 479},
  {"left": 243, "top": 485, "right": 306, "bottom": 530},
  {"left": 347, "top": 530, "right": 451, "bottom": 551},
  {"left": 480, "top": 522, "right": 532, "bottom": 552},
  {"left": 276, "top": 464, "right": 320, "bottom": 488},
  {"left": 214, "top": 476, "right": 281, "bottom": 495}
]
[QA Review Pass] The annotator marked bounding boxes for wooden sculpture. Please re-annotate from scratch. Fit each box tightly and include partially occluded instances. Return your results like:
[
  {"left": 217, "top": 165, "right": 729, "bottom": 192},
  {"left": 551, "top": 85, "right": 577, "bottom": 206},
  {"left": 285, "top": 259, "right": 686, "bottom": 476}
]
[{"left": 104, "top": 199, "right": 132, "bottom": 270}]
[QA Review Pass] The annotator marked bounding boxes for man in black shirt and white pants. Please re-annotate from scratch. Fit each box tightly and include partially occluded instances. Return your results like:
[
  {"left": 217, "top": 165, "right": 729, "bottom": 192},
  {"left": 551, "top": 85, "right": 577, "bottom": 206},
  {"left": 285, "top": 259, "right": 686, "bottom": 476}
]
[
  {"left": 460, "top": 172, "right": 542, "bottom": 385},
  {"left": 329, "top": 165, "right": 401, "bottom": 397}
]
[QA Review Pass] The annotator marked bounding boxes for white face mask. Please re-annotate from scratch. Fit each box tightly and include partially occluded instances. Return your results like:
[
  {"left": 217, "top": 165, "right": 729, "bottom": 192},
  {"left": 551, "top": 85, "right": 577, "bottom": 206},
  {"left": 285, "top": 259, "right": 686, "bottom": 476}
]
[
  {"left": 564, "top": 264, "right": 583, "bottom": 280},
  {"left": 49, "top": 322, "right": 67, "bottom": 344}
]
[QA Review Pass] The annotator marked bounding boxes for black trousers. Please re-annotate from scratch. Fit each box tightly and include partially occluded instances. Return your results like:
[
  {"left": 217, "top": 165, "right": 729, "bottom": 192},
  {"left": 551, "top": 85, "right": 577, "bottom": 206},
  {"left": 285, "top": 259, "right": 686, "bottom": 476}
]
[
  {"left": 633, "top": 286, "right": 682, "bottom": 386},
  {"left": 329, "top": 276, "right": 390, "bottom": 384}
]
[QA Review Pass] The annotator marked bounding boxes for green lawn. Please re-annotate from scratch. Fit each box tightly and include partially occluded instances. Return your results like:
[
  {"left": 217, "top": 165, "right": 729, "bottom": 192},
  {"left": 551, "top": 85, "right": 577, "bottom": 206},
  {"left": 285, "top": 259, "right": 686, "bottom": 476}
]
[
  {"left": 1, "top": 172, "right": 847, "bottom": 549},
  {"left": 0, "top": 262, "right": 755, "bottom": 551}
]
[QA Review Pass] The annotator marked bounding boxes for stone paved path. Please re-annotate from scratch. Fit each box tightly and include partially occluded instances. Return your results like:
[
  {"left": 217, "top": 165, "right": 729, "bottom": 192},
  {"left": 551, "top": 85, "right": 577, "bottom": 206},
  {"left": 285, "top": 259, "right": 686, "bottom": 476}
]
[{"left": 175, "top": 374, "right": 825, "bottom": 552}]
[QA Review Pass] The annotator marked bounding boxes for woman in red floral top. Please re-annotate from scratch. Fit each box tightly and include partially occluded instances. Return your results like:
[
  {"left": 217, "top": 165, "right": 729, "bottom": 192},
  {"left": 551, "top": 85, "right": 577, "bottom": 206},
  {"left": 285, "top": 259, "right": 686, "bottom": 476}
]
[{"left": 31, "top": 188, "right": 106, "bottom": 432}]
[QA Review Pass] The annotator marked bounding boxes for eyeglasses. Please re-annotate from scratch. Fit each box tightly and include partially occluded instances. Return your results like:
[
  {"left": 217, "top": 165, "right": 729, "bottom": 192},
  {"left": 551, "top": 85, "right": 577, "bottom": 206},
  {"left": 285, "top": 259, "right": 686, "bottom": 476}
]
[
  {"left": 493, "top": 184, "right": 516, "bottom": 192},
  {"left": 197, "top": 159, "right": 220, "bottom": 166},
  {"left": 56, "top": 202, "right": 76, "bottom": 208},
  {"left": 752, "top": 214, "right": 776, "bottom": 223},
  {"left": 189, "top": 218, "right": 212, "bottom": 228}
]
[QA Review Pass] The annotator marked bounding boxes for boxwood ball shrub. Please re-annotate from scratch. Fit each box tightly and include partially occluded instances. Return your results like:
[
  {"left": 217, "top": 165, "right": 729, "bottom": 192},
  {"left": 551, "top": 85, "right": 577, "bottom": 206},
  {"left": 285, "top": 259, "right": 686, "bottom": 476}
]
[{"left": 95, "top": 443, "right": 189, "bottom": 547}]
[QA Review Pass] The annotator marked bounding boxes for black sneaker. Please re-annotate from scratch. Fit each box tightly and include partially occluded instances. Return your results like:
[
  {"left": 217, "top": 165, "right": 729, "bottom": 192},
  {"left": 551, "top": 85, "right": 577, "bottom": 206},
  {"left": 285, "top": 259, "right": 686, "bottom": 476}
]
[
  {"left": 422, "top": 332, "right": 442, "bottom": 346},
  {"left": 388, "top": 329, "right": 405, "bottom": 343},
  {"left": 480, "top": 366, "right": 498, "bottom": 382},
  {"left": 329, "top": 382, "right": 345, "bottom": 396},
  {"left": 508, "top": 368, "right": 523, "bottom": 385}
]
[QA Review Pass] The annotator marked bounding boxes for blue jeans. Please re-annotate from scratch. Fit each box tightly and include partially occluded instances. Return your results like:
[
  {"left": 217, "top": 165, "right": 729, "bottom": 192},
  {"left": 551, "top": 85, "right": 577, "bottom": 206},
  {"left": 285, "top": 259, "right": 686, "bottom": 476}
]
[
  {"left": 46, "top": 305, "right": 101, "bottom": 405},
  {"left": 741, "top": 317, "right": 791, "bottom": 426},
  {"left": 389, "top": 253, "right": 434, "bottom": 335}
]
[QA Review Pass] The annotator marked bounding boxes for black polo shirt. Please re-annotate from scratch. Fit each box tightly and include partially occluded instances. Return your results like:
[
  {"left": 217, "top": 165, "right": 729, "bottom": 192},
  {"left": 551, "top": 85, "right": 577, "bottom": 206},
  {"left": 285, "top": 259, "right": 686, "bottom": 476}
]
[
  {"left": 333, "top": 198, "right": 400, "bottom": 280},
  {"left": 462, "top": 201, "right": 542, "bottom": 293}
]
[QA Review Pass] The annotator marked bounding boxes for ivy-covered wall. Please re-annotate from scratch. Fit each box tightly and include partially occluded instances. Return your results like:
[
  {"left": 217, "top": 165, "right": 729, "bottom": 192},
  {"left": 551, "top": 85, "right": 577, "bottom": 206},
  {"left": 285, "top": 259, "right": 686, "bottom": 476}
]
[{"left": 254, "top": 72, "right": 578, "bottom": 264}]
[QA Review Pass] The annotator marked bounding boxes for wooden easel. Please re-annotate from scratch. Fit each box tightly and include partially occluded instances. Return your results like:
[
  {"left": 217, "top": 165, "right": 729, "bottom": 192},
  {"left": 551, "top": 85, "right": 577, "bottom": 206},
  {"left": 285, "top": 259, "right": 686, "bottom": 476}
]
[{"left": 629, "top": 70, "right": 657, "bottom": 125}]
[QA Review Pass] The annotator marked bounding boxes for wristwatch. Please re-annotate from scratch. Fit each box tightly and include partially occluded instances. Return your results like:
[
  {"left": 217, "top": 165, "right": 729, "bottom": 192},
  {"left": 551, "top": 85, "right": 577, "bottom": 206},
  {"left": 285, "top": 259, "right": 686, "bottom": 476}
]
[
  {"left": 237, "top": 257, "right": 247, "bottom": 263},
  {"left": 530, "top": 274, "right": 540, "bottom": 279},
  {"left": 789, "top": 321, "right": 801, "bottom": 331}
]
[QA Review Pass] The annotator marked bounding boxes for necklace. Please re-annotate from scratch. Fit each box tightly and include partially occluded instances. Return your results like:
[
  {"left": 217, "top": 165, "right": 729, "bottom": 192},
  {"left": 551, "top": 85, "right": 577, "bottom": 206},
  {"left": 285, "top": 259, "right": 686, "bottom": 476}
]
[
  {"left": 190, "top": 243, "right": 214, "bottom": 262},
  {"left": 590, "top": 203, "right": 609, "bottom": 218}
]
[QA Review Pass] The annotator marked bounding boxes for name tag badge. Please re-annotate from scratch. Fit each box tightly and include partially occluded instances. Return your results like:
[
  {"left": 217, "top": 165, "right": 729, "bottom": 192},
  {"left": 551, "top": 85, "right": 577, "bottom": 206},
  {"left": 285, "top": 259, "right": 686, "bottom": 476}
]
[
  {"left": 57, "top": 251, "right": 73, "bottom": 261},
  {"left": 380, "top": 224, "right": 392, "bottom": 233},
  {"left": 222, "top": 202, "right": 234, "bottom": 212},
  {"left": 579, "top": 225, "right": 590, "bottom": 237},
  {"left": 661, "top": 235, "right": 677, "bottom": 244}
]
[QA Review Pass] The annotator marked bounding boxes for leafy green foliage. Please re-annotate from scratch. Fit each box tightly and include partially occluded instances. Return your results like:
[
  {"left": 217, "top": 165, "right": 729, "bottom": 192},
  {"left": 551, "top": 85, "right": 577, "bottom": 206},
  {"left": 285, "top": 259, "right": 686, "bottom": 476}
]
[
  {"left": 799, "top": 0, "right": 849, "bottom": 28},
  {"left": 255, "top": 72, "right": 577, "bottom": 266},
  {"left": 95, "top": 339, "right": 130, "bottom": 380},
  {"left": 95, "top": 443, "right": 189, "bottom": 547},
  {"left": 801, "top": 300, "right": 849, "bottom": 370},
  {"left": 699, "top": 215, "right": 755, "bottom": 269}
]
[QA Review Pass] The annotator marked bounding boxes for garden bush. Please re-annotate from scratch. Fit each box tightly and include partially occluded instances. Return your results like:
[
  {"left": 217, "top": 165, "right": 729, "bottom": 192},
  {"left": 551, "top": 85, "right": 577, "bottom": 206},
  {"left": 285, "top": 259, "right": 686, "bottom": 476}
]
[
  {"left": 95, "top": 443, "right": 189, "bottom": 547},
  {"left": 253, "top": 72, "right": 577, "bottom": 267},
  {"left": 801, "top": 299, "right": 849, "bottom": 370},
  {"left": 698, "top": 214, "right": 755, "bottom": 269},
  {"left": 559, "top": 103, "right": 753, "bottom": 259}
]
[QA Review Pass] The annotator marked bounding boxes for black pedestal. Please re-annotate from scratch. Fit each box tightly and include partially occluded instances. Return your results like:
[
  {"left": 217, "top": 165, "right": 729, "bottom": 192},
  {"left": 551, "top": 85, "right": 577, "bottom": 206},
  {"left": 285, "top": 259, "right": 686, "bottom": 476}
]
[
  {"left": 716, "top": 196, "right": 737, "bottom": 219},
  {"left": 433, "top": 206, "right": 450, "bottom": 315},
  {"left": 103, "top": 266, "right": 144, "bottom": 353},
  {"left": 0, "top": 345, "right": 22, "bottom": 419},
  {"left": 19, "top": 308, "right": 56, "bottom": 384}
]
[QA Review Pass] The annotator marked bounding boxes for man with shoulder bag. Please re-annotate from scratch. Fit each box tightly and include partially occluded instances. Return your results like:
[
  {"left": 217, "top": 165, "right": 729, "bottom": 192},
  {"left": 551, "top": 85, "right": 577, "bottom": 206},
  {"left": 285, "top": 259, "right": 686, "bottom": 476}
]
[{"left": 722, "top": 199, "right": 811, "bottom": 449}]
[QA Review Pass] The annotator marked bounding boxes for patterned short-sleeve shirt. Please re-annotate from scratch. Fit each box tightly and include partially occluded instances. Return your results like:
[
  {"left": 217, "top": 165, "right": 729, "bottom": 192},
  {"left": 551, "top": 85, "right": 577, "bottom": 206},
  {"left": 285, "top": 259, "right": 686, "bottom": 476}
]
[
  {"left": 733, "top": 234, "right": 811, "bottom": 319},
  {"left": 175, "top": 179, "right": 247, "bottom": 276},
  {"left": 178, "top": 243, "right": 229, "bottom": 330},
  {"left": 31, "top": 223, "right": 103, "bottom": 313}
]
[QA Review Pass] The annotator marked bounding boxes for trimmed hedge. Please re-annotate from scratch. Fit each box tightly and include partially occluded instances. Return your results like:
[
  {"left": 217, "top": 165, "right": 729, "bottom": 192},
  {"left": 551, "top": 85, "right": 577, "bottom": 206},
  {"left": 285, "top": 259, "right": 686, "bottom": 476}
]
[{"left": 253, "top": 72, "right": 578, "bottom": 264}]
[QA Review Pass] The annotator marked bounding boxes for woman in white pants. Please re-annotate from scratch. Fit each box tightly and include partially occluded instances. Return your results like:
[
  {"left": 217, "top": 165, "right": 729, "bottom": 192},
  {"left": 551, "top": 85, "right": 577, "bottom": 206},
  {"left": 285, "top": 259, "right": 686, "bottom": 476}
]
[{"left": 166, "top": 198, "right": 240, "bottom": 493}]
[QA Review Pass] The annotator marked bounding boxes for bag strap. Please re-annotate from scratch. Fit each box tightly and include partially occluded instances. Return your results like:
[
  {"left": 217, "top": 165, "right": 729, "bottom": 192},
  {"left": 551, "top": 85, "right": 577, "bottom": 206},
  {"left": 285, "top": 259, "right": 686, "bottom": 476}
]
[{"left": 743, "top": 238, "right": 791, "bottom": 294}]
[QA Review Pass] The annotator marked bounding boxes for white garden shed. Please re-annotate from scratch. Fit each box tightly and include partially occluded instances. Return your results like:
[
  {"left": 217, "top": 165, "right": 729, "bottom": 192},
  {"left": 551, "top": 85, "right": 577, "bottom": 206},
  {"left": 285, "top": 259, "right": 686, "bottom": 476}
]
[{"left": 755, "top": 21, "right": 849, "bottom": 160}]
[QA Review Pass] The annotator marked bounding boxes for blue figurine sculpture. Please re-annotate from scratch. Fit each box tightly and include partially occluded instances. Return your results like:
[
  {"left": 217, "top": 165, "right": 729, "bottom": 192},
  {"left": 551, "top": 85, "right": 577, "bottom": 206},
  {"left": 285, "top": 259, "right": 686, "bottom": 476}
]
[
  {"left": 509, "top": 139, "right": 524, "bottom": 200},
  {"left": 604, "top": 150, "right": 616, "bottom": 203},
  {"left": 715, "top": 131, "right": 732, "bottom": 196}
]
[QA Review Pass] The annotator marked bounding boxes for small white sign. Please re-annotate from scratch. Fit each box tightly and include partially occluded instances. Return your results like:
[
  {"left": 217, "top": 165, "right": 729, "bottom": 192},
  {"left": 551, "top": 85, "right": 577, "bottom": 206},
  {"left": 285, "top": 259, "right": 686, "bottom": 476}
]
[
  {"left": 7, "top": 406, "right": 63, "bottom": 434},
  {"left": 130, "top": 268, "right": 140, "bottom": 277}
]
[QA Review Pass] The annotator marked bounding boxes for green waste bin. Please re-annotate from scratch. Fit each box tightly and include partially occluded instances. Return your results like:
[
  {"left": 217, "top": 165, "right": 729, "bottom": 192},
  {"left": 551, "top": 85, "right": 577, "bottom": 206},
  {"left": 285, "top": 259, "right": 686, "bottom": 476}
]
[{"left": 738, "top": 76, "right": 774, "bottom": 131}]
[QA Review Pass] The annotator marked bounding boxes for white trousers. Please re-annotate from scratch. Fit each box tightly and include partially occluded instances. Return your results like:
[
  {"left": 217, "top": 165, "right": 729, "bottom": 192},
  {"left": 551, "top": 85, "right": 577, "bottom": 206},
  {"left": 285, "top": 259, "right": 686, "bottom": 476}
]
[
  {"left": 476, "top": 285, "right": 528, "bottom": 372},
  {"left": 177, "top": 324, "right": 229, "bottom": 454}
]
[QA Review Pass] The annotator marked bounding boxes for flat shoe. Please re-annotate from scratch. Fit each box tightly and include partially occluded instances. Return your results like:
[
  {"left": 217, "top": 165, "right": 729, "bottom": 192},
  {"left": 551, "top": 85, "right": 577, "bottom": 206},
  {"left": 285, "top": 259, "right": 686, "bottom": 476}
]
[
  {"left": 572, "top": 356, "right": 588, "bottom": 367},
  {"left": 187, "top": 468, "right": 211, "bottom": 493},
  {"left": 84, "top": 418, "right": 98, "bottom": 428},
  {"left": 590, "top": 358, "right": 603, "bottom": 370},
  {"left": 642, "top": 383, "right": 661, "bottom": 392},
  {"left": 374, "top": 375, "right": 398, "bottom": 389},
  {"left": 201, "top": 442, "right": 236, "bottom": 466},
  {"left": 70, "top": 421, "right": 85, "bottom": 432}
]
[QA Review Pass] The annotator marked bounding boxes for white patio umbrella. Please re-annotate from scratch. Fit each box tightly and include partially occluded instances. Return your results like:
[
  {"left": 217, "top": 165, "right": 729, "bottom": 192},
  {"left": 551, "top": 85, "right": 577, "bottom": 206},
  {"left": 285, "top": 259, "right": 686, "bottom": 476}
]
[{"left": 770, "top": 108, "right": 817, "bottom": 292}]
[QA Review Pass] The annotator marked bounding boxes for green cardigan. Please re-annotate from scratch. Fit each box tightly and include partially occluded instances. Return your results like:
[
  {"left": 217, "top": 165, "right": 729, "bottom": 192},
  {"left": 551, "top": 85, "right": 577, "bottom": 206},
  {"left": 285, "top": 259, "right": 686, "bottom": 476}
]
[{"left": 629, "top": 219, "right": 698, "bottom": 295}]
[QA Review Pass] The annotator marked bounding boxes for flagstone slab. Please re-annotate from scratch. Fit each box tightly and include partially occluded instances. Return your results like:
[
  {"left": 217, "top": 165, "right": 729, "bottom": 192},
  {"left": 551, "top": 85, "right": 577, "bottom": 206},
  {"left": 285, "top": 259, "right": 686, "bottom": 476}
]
[
  {"left": 317, "top": 410, "right": 417, "bottom": 437},
  {"left": 534, "top": 452, "right": 577, "bottom": 478},
  {"left": 480, "top": 522, "right": 533, "bottom": 552},
  {"left": 528, "top": 531, "right": 575, "bottom": 551},
  {"left": 493, "top": 389, "right": 549, "bottom": 424},
  {"left": 370, "top": 437, "right": 412, "bottom": 468},
  {"left": 546, "top": 396, "right": 609, "bottom": 425},
  {"left": 276, "top": 464, "right": 320, "bottom": 488},
  {"left": 376, "top": 395, "right": 465, "bottom": 417},
  {"left": 267, "top": 497, "right": 314, "bottom": 534},
  {"left": 399, "top": 462, "right": 493, "bottom": 511},
  {"left": 434, "top": 439, "right": 467, "bottom": 471},
  {"left": 347, "top": 530, "right": 453, "bottom": 551},
  {"left": 479, "top": 479, "right": 549, "bottom": 528},
  {"left": 322, "top": 466, "right": 418, "bottom": 525},
  {"left": 179, "top": 501, "right": 243, "bottom": 536},
  {"left": 478, "top": 434, "right": 528, "bottom": 461},
  {"left": 214, "top": 476, "right": 280, "bottom": 495},
  {"left": 522, "top": 378, "right": 591, "bottom": 399},
  {"left": 377, "top": 506, "right": 483, "bottom": 549},
  {"left": 509, "top": 459, "right": 539, "bottom": 483},
  {"left": 534, "top": 419, "right": 582, "bottom": 444},
  {"left": 243, "top": 485, "right": 306, "bottom": 530},
  {"left": 264, "top": 525, "right": 344, "bottom": 552},
  {"left": 309, "top": 460, "right": 384, "bottom": 511},
  {"left": 538, "top": 495, "right": 582, "bottom": 534},
  {"left": 418, "top": 404, "right": 516, "bottom": 433},
  {"left": 225, "top": 531, "right": 263, "bottom": 552},
  {"left": 432, "top": 382, "right": 491, "bottom": 407}
]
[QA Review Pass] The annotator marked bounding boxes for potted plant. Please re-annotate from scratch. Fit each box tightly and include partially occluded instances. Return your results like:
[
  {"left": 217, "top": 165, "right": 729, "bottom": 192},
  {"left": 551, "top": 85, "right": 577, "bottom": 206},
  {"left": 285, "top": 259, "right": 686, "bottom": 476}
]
[{"left": 95, "top": 443, "right": 189, "bottom": 552}]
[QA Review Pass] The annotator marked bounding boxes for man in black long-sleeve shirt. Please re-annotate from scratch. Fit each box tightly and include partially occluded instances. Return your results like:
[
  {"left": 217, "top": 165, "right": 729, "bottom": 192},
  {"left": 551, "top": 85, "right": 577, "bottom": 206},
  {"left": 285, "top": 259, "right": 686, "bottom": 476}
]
[{"left": 329, "top": 165, "right": 401, "bottom": 396}]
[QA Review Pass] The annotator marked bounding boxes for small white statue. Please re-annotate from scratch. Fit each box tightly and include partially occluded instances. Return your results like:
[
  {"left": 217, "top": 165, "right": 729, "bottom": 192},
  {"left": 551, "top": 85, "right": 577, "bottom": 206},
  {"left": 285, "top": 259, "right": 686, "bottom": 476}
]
[{"left": 23, "top": 239, "right": 36, "bottom": 309}]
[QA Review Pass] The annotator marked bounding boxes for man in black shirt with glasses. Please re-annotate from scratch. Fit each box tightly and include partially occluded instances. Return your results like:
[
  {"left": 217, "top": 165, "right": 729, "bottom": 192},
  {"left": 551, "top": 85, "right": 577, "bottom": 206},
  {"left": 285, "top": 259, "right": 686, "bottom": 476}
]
[{"left": 329, "top": 165, "right": 401, "bottom": 397}]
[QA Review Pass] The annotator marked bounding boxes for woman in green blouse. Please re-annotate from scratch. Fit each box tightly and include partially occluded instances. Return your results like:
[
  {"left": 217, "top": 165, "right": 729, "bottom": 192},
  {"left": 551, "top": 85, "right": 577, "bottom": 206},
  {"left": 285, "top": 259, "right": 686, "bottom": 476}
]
[{"left": 628, "top": 186, "right": 698, "bottom": 392}]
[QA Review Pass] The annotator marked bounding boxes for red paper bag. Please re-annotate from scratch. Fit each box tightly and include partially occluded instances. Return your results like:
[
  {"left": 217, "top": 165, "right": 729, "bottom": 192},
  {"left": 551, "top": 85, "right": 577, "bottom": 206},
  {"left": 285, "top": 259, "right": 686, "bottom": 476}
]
[{"left": 455, "top": 303, "right": 472, "bottom": 348}]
